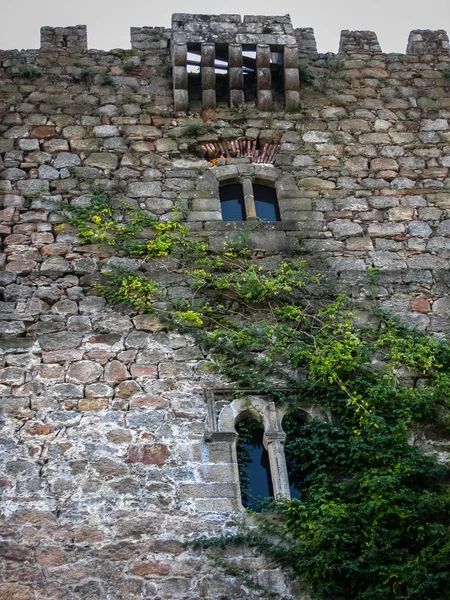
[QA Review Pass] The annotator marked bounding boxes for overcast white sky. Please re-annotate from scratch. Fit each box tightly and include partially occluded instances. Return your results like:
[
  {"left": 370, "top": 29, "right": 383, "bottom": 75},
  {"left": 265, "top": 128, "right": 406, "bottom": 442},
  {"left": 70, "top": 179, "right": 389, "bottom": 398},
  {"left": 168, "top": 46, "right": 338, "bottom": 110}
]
[{"left": 2, "top": 0, "right": 450, "bottom": 54}]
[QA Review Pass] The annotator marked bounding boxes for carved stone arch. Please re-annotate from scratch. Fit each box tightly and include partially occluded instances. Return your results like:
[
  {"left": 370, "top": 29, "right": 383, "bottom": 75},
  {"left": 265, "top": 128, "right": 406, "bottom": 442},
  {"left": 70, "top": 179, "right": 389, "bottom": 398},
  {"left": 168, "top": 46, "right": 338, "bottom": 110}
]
[
  {"left": 278, "top": 402, "right": 329, "bottom": 424},
  {"left": 217, "top": 396, "right": 274, "bottom": 434}
]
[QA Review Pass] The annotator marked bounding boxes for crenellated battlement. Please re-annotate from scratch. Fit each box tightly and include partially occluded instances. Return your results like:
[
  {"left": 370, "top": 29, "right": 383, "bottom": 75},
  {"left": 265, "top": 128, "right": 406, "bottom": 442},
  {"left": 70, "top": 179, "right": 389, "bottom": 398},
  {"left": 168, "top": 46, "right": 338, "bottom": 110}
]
[
  {"left": 0, "top": 16, "right": 449, "bottom": 115},
  {"left": 0, "top": 17, "right": 447, "bottom": 59}
]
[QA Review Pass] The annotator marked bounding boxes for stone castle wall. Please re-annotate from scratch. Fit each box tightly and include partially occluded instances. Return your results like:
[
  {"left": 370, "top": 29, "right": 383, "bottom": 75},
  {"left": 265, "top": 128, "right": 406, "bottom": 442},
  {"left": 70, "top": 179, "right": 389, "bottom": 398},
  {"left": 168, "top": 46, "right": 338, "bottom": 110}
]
[{"left": 1, "top": 15, "right": 450, "bottom": 599}]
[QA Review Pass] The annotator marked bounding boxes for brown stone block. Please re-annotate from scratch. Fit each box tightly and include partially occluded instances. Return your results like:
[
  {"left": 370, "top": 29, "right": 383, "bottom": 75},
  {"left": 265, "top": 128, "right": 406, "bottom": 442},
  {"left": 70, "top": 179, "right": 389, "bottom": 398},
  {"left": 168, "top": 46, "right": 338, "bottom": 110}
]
[
  {"left": 36, "top": 546, "right": 72, "bottom": 567},
  {"left": 410, "top": 298, "right": 431, "bottom": 313},
  {"left": 106, "top": 430, "right": 133, "bottom": 444},
  {"left": 78, "top": 399, "right": 109, "bottom": 411},
  {"left": 130, "top": 560, "right": 170, "bottom": 577},
  {"left": 42, "top": 350, "right": 85, "bottom": 364},
  {"left": 31, "top": 126, "right": 57, "bottom": 139},
  {"left": 5, "top": 260, "right": 37, "bottom": 274},
  {"left": 0, "top": 583, "right": 33, "bottom": 600},
  {"left": 129, "top": 395, "right": 168, "bottom": 409},
  {"left": 130, "top": 365, "right": 158, "bottom": 379},
  {"left": 104, "top": 360, "right": 129, "bottom": 381},
  {"left": 128, "top": 444, "right": 169, "bottom": 466},
  {"left": 148, "top": 539, "right": 186, "bottom": 555},
  {"left": 25, "top": 423, "right": 53, "bottom": 436},
  {"left": 72, "top": 525, "right": 105, "bottom": 544},
  {"left": 115, "top": 380, "right": 142, "bottom": 398},
  {"left": 66, "top": 360, "right": 103, "bottom": 384},
  {"left": 86, "top": 350, "right": 115, "bottom": 361},
  {"left": 346, "top": 237, "right": 374, "bottom": 251},
  {"left": 377, "top": 170, "right": 397, "bottom": 180}
]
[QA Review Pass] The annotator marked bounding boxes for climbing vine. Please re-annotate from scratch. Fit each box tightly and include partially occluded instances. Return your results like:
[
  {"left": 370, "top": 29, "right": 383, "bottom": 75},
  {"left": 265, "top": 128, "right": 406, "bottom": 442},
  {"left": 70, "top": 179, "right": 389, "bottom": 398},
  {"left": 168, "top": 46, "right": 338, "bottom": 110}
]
[{"left": 62, "top": 191, "right": 450, "bottom": 600}]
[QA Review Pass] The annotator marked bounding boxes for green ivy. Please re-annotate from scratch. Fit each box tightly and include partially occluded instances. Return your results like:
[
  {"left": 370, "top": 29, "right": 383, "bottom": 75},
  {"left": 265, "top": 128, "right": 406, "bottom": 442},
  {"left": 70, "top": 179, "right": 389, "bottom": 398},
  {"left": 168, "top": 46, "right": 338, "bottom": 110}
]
[{"left": 61, "top": 194, "right": 450, "bottom": 600}]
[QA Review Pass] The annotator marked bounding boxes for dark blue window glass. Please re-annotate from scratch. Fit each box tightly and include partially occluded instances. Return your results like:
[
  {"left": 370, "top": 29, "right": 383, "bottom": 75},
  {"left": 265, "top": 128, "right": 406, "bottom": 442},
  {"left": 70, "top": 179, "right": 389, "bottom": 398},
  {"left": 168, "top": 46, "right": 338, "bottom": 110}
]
[
  {"left": 254, "top": 184, "right": 280, "bottom": 221},
  {"left": 236, "top": 418, "right": 273, "bottom": 511},
  {"left": 219, "top": 184, "right": 246, "bottom": 221}
]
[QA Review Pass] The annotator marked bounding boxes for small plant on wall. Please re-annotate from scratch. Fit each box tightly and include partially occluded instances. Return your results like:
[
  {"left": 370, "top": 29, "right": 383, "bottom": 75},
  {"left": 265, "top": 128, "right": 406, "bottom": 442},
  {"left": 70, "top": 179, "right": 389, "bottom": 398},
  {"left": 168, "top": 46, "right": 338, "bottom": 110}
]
[{"left": 17, "top": 65, "right": 43, "bottom": 80}]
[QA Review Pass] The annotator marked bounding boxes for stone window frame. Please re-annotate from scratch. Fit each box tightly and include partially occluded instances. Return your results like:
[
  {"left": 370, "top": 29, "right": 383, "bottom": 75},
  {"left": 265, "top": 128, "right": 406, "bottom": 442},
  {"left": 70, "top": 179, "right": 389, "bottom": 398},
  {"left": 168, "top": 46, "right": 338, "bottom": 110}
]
[
  {"left": 191, "top": 164, "right": 305, "bottom": 223},
  {"left": 219, "top": 178, "right": 280, "bottom": 222},
  {"left": 204, "top": 389, "right": 329, "bottom": 506}
]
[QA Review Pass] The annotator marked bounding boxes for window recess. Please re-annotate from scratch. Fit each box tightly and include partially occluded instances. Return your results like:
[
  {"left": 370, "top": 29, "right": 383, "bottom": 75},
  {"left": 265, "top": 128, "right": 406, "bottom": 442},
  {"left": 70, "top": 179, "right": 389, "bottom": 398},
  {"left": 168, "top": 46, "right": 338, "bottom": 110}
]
[{"left": 219, "top": 181, "right": 280, "bottom": 222}]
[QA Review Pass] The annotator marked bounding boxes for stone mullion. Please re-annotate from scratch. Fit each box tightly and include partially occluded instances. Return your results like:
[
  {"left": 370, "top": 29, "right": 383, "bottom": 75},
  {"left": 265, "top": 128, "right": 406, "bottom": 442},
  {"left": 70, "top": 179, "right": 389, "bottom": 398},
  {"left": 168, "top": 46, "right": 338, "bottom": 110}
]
[
  {"left": 284, "top": 45, "right": 300, "bottom": 111},
  {"left": 173, "top": 43, "right": 188, "bottom": 112},
  {"left": 256, "top": 44, "right": 273, "bottom": 111},
  {"left": 264, "top": 432, "right": 291, "bottom": 499},
  {"left": 242, "top": 177, "right": 257, "bottom": 219},
  {"left": 228, "top": 43, "right": 244, "bottom": 107},
  {"left": 201, "top": 43, "right": 216, "bottom": 110}
]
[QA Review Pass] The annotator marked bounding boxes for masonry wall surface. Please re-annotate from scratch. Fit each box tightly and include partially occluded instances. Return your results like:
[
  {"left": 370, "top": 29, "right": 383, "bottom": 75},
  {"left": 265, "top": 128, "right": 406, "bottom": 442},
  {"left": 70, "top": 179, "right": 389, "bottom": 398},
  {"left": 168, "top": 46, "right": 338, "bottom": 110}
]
[{"left": 1, "top": 17, "right": 450, "bottom": 600}]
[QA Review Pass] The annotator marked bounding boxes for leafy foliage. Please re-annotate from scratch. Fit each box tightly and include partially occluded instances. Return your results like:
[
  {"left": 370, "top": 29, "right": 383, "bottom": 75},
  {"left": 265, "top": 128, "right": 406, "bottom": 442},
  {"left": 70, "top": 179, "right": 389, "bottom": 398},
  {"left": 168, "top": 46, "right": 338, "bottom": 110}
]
[{"left": 62, "top": 194, "right": 450, "bottom": 600}]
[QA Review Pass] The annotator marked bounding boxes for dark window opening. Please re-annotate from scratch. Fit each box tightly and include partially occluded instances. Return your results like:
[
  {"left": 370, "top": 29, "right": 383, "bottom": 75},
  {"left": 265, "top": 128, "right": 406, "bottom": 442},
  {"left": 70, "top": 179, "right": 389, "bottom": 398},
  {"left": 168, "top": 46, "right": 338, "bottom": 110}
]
[
  {"left": 270, "top": 50, "right": 284, "bottom": 105},
  {"left": 236, "top": 417, "right": 273, "bottom": 511},
  {"left": 242, "top": 48, "right": 257, "bottom": 103},
  {"left": 219, "top": 184, "right": 246, "bottom": 222},
  {"left": 282, "top": 412, "right": 307, "bottom": 500},
  {"left": 187, "top": 45, "right": 202, "bottom": 106},
  {"left": 214, "top": 44, "right": 229, "bottom": 105},
  {"left": 254, "top": 184, "right": 280, "bottom": 222}
]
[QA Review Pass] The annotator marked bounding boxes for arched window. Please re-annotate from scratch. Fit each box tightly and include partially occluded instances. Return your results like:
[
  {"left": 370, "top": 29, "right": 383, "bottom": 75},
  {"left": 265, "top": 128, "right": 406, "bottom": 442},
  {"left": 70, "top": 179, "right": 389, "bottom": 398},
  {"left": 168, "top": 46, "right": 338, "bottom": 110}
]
[
  {"left": 219, "top": 181, "right": 280, "bottom": 222},
  {"left": 236, "top": 416, "right": 273, "bottom": 510},
  {"left": 205, "top": 391, "right": 328, "bottom": 511}
]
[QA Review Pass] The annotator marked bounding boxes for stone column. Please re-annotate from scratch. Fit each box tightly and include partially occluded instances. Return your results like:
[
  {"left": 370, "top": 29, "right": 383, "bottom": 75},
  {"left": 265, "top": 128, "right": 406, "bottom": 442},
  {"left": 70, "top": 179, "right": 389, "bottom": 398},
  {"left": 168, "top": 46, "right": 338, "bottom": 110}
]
[
  {"left": 229, "top": 43, "right": 244, "bottom": 107},
  {"left": 202, "top": 43, "right": 216, "bottom": 110},
  {"left": 242, "top": 177, "right": 256, "bottom": 219},
  {"left": 284, "top": 45, "right": 300, "bottom": 112},
  {"left": 264, "top": 432, "right": 290, "bottom": 499},
  {"left": 256, "top": 44, "right": 273, "bottom": 111},
  {"left": 173, "top": 43, "right": 188, "bottom": 112}
]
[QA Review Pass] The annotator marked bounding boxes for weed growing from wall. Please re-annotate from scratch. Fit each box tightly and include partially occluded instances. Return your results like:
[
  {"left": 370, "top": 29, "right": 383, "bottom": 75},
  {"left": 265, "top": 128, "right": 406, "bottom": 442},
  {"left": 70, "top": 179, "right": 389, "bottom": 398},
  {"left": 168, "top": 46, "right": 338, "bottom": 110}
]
[{"left": 17, "top": 65, "right": 43, "bottom": 80}]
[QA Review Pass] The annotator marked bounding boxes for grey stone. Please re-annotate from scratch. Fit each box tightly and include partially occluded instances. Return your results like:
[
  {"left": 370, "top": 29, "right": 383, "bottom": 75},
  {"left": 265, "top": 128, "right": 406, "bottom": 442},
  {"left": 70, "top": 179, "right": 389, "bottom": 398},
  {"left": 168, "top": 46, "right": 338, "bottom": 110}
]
[
  {"left": 79, "top": 297, "right": 106, "bottom": 314},
  {"left": 53, "top": 152, "right": 82, "bottom": 169},
  {"left": 328, "top": 220, "right": 364, "bottom": 240},
  {"left": 93, "top": 125, "right": 120, "bottom": 137},
  {"left": 49, "top": 383, "right": 84, "bottom": 399},
  {"left": 38, "top": 165, "right": 60, "bottom": 180},
  {"left": 85, "top": 153, "right": 118, "bottom": 170},
  {"left": 126, "top": 411, "right": 165, "bottom": 430},
  {"left": 408, "top": 221, "right": 432, "bottom": 238},
  {"left": 427, "top": 237, "right": 450, "bottom": 256},
  {"left": 436, "top": 220, "right": 450, "bottom": 236},
  {"left": 127, "top": 182, "right": 162, "bottom": 197},
  {"left": 303, "top": 131, "right": 331, "bottom": 143},
  {"left": 40, "top": 256, "right": 70, "bottom": 278},
  {"left": 421, "top": 119, "right": 448, "bottom": 131},
  {"left": 1, "top": 168, "right": 27, "bottom": 180},
  {"left": 16, "top": 179, "right": 50, "bottom": 196}
]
